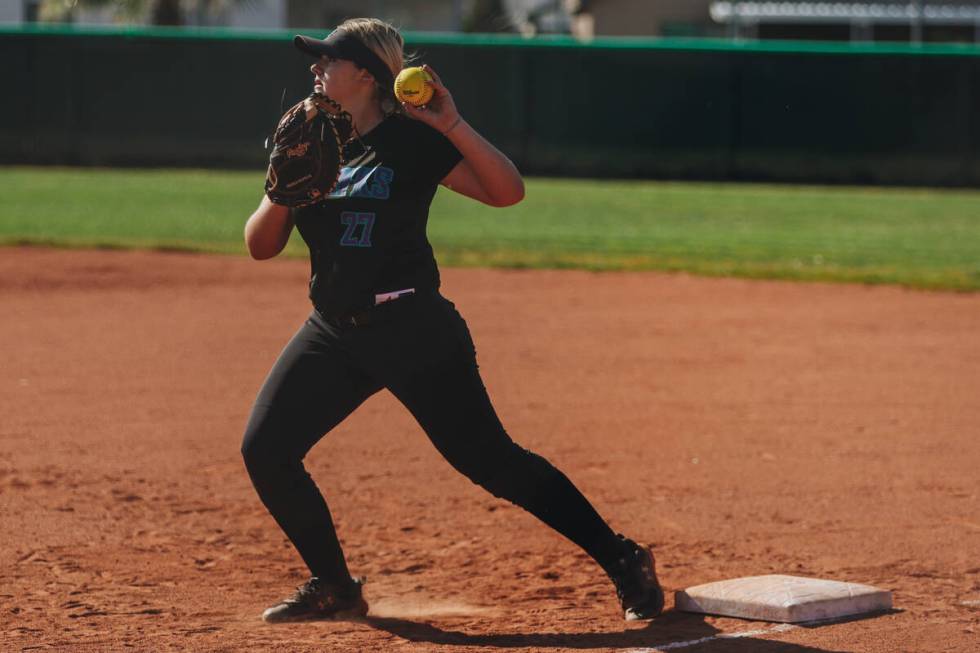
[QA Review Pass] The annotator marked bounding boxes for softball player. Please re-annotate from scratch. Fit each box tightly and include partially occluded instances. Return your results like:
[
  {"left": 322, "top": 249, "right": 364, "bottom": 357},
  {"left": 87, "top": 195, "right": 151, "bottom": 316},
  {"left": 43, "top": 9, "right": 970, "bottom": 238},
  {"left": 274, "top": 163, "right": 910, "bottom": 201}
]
[{"left": 241, "top": 17, "right": 664, "bottom": 623}]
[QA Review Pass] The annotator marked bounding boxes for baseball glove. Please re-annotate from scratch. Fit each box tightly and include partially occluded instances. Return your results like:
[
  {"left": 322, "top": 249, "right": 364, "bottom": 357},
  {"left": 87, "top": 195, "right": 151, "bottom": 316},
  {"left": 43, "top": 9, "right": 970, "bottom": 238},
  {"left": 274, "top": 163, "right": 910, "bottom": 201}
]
[{"left": 264, "top": 93, "right": 355, "bottom": 207}]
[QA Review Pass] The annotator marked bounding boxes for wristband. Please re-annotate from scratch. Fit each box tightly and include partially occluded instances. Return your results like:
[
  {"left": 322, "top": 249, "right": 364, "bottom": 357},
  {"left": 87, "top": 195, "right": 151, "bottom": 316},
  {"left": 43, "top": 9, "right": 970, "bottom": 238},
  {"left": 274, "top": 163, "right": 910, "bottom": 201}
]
[{"left": 442, "top": 116, "right": 462, "bottom": 135}]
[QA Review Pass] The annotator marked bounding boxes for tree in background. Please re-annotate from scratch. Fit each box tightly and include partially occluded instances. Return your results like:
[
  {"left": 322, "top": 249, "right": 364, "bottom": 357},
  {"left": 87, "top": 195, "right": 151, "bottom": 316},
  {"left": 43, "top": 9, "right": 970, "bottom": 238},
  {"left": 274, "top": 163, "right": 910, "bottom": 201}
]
[
  {"left": 464, "top": 0, "right": 517, "bottom": 32},
  {"left": 37, "top": 0, "right": 250, "bottom": 26}
]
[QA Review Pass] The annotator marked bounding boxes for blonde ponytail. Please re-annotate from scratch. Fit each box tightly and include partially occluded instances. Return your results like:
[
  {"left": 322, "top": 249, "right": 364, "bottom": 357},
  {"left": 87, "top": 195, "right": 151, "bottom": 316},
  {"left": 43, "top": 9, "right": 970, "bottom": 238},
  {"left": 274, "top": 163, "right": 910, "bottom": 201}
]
[{"left": 336, "top": 18, "right": 414, "bottom": 115}]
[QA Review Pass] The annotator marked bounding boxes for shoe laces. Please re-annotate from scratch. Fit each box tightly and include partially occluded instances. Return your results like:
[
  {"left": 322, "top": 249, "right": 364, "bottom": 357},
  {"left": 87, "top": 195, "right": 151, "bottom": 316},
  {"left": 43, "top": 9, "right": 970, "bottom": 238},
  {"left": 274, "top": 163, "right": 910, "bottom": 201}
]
[
  {"left": 286, "top": 577, "right": 360, "bottom": 609},
  {"left": 285, "top": 578, "right": 325, "bottom": 606}
]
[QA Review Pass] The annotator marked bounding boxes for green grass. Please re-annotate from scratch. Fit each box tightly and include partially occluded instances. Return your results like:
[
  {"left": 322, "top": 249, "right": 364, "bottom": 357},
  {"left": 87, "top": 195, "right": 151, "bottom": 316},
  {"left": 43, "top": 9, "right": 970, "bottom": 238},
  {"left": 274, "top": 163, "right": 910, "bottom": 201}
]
[{"left": 1, "top": 166, "right": 978, "bottom": 291}]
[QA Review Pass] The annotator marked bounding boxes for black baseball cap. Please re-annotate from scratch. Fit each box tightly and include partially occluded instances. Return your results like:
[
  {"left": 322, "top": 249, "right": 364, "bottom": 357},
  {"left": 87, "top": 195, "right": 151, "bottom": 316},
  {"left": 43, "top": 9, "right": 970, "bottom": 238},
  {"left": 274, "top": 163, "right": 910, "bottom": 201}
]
[{"left": 294, "top": 30, "right": 394, "bottom": 89}]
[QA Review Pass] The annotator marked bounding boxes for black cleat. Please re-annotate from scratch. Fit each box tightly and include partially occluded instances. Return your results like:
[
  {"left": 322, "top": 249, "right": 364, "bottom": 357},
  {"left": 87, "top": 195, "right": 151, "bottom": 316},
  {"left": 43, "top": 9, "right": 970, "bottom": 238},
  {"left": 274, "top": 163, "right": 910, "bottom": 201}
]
[
  {"left": 609, "top": 535, "right": 665, "bottom": 621},
  {"left": 261, "top": 577, "right": 368, "bottom": 623}
]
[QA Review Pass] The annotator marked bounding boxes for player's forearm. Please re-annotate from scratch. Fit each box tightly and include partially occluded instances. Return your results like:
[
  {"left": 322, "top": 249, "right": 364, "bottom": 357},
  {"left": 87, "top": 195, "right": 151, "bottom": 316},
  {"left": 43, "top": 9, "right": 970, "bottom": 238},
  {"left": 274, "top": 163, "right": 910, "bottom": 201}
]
[
  {"left": 245, "top": 196, "right": 294, "bottom": 260},
  {"left": 446, "top": 120, "right": 525, "bottom": 207}
]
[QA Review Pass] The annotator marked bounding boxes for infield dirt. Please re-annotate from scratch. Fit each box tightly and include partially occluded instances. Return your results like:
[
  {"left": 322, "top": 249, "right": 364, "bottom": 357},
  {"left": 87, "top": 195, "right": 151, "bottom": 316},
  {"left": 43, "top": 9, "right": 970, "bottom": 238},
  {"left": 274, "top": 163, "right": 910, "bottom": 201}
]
[{"left": 2, "top": 247, "right": 978, "bottom": 652}]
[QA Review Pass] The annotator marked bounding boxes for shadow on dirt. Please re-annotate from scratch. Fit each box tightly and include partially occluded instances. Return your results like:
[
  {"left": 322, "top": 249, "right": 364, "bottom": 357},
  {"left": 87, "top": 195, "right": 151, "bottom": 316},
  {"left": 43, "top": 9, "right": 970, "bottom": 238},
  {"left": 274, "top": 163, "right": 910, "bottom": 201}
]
[{"left": 366, "top": 609, "right": 857, "bottom": 651}]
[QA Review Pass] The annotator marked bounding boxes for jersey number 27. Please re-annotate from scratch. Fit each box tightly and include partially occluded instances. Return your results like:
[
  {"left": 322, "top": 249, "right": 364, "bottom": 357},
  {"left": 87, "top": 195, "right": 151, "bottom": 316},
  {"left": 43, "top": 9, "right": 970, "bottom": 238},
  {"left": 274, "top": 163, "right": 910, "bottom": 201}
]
[{"left": 339, "top": 212, "right": 375, "bottom": 248}]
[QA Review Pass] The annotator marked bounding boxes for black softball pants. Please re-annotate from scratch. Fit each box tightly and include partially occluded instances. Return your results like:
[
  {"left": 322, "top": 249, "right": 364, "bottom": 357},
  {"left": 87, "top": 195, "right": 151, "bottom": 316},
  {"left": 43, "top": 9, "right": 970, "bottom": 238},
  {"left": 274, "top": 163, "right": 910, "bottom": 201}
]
[{"left": 241, "top": 292, "right": 623, "bottom": 585}]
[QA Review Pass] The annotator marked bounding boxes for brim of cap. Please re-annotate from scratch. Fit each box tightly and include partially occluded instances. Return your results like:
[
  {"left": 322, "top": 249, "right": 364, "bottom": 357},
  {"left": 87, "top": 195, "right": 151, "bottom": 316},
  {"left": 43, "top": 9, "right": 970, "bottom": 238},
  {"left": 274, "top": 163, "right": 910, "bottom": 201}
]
[{"left": 293, "top": 35, "right": 338, "bottom": 58}]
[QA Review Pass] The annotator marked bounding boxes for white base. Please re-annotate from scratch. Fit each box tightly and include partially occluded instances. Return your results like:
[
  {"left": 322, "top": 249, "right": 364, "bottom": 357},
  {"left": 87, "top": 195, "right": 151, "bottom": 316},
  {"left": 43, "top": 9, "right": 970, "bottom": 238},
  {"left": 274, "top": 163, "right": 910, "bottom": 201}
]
[{"left": 674, "top": 574, "right": 892, "bottom": 623}]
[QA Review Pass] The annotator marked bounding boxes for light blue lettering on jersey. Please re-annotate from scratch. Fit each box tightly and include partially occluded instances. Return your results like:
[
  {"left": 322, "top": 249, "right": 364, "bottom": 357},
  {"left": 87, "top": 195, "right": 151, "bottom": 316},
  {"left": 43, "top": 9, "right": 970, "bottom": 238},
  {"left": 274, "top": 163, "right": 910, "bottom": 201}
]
[{"left": 329, "top": 165, "right": 394, "bottom": 200}]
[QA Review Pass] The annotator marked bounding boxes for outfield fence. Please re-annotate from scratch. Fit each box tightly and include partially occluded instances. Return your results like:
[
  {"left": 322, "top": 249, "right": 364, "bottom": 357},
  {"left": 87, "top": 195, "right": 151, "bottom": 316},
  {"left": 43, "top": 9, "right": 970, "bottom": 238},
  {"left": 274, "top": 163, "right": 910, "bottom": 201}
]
[{"left": 2, "top": 24, "right": 979, "bottom": 186}]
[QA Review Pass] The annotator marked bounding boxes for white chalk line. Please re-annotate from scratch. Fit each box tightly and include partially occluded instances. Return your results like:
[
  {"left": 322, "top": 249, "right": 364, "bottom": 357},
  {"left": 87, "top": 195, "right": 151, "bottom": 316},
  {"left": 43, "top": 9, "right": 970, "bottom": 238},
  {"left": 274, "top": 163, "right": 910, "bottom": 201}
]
[{"left": 622, "top": 623, "right": 796, "bottom": 652}]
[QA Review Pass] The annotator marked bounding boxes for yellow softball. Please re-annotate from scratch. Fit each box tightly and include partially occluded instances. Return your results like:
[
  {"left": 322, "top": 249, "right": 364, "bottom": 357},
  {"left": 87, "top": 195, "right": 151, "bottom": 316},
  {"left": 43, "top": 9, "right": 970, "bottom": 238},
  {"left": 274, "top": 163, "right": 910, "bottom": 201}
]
[{"left": 394, "top": 66, "right": 434, "bottom": 106}]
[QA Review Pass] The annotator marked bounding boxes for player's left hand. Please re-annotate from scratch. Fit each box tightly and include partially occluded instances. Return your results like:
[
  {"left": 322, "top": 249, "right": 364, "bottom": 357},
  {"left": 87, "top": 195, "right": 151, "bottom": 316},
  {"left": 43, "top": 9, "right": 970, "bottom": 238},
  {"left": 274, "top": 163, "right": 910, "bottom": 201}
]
[{"left": 401, "top": 65, "right": 461, "bottom": 135}]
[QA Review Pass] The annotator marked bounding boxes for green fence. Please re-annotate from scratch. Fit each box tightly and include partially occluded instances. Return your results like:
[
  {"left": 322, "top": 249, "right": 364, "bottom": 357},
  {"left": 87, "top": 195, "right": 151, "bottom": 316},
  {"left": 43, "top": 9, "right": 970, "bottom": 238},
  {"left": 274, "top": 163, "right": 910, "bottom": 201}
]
[{"left": 3, "top": 25, "right": 979, "bottom": 186}]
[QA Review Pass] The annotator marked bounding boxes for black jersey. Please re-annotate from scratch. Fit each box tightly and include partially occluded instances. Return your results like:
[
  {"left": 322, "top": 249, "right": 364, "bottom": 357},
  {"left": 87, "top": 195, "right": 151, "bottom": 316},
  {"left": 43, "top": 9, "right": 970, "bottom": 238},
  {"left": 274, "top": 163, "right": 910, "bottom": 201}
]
[{"left": 292, "top": 114, "right": 463, "bottom": 317}]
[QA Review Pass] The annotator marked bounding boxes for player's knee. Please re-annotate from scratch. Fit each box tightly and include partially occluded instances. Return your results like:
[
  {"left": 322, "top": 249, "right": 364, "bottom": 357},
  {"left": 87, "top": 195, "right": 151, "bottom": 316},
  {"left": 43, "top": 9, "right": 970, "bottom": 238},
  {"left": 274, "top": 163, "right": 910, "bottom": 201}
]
[
  {"left": 240, "top": 437, "right": 268, "bottom": 480},
  {"left": 241, "top": 423, "right": 286, "bottom": 479},
  {"left": 475, "top": 446, "right": 560, "bottom": 503},
  {"left": 241, "top": 441, "right": 302, "bottom": 506}
]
